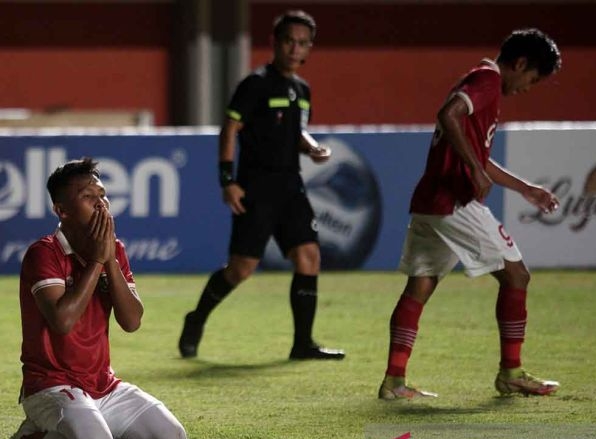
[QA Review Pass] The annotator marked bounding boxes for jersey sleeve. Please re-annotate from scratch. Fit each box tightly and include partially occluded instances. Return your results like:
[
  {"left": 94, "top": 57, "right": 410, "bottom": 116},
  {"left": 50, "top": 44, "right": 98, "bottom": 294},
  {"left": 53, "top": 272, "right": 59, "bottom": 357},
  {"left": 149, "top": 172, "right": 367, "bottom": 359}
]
[
  {"left": 115, "top": 240, "right": 135, "bottom": 286},
  {"left": 455, "top": 70, "right": 500, "bottom": 115},
  {"left": 22, "top": 242, "right": 66, "bottom": 295},
  {"left": 226, "top": 74, "right": 263, "bottom": 123}
]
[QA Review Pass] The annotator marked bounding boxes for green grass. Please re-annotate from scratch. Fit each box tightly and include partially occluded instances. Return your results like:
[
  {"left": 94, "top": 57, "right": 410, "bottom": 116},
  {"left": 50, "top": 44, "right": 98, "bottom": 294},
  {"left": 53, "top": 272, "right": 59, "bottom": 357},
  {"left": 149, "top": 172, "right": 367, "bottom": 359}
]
[{"left": 1, "top": 271, "right": 595, "bottom": 438}]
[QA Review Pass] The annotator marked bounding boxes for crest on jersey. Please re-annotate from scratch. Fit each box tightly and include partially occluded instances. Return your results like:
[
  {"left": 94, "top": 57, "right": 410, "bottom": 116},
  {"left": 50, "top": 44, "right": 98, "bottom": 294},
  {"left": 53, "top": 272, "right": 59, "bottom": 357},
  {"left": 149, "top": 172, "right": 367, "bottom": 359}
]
[{"left": 288, "top": 87, "right": 297, "bottom": 102}]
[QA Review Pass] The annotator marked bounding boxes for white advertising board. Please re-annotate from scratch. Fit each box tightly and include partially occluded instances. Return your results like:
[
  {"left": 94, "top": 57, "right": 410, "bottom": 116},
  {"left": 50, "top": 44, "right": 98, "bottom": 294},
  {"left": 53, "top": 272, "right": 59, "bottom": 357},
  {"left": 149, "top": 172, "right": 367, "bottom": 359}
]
[{"left": 504, "top": 126, "right": 596, "bottom": 268}]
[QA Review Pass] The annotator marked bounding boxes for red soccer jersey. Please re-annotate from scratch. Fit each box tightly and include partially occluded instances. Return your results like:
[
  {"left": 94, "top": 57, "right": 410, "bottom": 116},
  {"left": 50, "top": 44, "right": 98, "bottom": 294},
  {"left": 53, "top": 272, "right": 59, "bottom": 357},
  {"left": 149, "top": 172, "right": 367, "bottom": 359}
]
[
  {"left": 410, "top": 58, "right": 501, "bottom": 215},
  {"left": 19, "top": 227, "right": 135, "bottom": 399}
]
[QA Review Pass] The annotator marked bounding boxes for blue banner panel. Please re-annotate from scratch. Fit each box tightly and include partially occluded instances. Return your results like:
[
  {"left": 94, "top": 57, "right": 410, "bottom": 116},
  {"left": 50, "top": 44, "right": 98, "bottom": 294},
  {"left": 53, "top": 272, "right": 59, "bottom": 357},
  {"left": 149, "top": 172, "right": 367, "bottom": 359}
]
[
  {"left": 0, "top": 133, "right": 228, "bottom": 274},
  {"left": 0, "top": 129, "right": 504, "bottom": 274}
]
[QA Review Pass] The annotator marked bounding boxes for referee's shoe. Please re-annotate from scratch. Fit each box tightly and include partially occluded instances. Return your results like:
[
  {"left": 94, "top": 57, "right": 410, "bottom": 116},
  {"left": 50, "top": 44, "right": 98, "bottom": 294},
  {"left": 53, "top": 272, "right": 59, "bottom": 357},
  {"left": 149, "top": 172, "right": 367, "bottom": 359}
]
[
  {"left": 289, "top": 342, "right": 345, "bottom": 360},
  {"left": 178, "top": 312, "right": 203, "bottom": 358}
]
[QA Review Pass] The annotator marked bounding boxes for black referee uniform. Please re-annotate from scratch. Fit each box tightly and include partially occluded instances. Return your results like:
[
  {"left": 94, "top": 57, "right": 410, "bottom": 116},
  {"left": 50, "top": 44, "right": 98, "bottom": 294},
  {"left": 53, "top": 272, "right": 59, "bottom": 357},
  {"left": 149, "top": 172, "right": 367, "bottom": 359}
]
[
  {"left": 226, "top": 63, "right": 318, "bottom": 258},
  {"left": 179, "top": 9, "right": 344, "bottom": 361}
]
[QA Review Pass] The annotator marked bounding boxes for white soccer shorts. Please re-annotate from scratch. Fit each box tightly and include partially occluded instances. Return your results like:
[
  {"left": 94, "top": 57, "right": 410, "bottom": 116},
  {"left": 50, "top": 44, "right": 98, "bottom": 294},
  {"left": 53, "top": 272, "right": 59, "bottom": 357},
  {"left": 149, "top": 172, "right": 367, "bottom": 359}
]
[
  {"left": 14, "top": 382, "right": 162, "bottom": 438},
  {"left": 399, "top": 200, "right": 522, "bottom": 278}
]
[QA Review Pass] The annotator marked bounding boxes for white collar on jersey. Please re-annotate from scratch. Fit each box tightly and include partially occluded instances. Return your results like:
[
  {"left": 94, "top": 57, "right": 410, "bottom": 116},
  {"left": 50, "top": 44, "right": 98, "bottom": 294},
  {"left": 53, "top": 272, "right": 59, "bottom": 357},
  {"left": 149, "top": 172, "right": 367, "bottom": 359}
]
[
  {"left": 480, "top": 58, "right": 500, "bottom": 74},
  {"left": 55, "top": 225, "right": 74, "bottom": 255}
]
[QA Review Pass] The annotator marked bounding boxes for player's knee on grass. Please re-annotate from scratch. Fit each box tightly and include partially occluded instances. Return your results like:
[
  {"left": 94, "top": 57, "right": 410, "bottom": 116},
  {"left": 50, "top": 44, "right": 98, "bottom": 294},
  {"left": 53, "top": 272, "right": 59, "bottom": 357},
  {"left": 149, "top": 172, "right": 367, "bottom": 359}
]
[{"left": 122, "top": 404, "right": 187, "bottom": 439}]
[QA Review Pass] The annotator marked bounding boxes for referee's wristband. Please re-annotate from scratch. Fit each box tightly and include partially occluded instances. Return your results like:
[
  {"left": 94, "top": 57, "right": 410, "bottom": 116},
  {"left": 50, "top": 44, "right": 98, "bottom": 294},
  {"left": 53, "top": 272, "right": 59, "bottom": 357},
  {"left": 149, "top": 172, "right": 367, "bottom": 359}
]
[{"left": 218, "top": 161, "right": 235, "bottom": 187}]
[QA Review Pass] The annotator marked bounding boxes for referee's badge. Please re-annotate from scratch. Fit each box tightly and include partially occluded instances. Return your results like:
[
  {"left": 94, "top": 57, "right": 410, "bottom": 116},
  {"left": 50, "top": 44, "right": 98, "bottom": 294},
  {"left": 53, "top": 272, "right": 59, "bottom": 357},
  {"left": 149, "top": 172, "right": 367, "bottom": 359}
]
[{"left": 288, "top": 87, "right": 296, "bottom": 102}]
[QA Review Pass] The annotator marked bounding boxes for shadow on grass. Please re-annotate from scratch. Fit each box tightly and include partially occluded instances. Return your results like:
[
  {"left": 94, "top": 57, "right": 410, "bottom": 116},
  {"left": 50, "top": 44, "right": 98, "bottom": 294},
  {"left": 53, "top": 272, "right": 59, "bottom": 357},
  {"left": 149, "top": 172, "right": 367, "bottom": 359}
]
[
  {"left": 374, "top": 394, "right": 522, "bottom": 416},
  {"left": 377, "top": 404, "right": 485, "bottom": 416},
  {"left": 164, "top": 358, "right": 295, "bottom": 380}
]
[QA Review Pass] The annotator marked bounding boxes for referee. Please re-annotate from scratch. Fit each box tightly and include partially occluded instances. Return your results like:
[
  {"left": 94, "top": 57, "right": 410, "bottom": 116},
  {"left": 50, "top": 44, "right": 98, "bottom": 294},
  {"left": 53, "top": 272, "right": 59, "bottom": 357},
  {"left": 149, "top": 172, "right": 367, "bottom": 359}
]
[{"left": 179, "top": 10, "right": 345, "bottom": 361}]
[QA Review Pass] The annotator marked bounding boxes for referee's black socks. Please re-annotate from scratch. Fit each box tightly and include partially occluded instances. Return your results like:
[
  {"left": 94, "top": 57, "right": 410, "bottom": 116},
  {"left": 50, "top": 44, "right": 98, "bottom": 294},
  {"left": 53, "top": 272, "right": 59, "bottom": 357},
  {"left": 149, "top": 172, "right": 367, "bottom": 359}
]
[
  {"left": 290, "top": 273, "right": 318, "bottom": 347},
  {"left": 193, "top": 268, "right": 234, "bottom": 326}
]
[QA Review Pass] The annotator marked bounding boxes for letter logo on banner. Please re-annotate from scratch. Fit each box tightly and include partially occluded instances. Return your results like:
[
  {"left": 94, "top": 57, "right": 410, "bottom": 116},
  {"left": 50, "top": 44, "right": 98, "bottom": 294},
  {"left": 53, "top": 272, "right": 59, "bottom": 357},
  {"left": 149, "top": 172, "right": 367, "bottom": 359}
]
[
  {"left": 0, "top": 147, "right": 182, "bottom": 220},
  {"left": 518, "top": 164, "right": 596, "bottom": 232},
  {"left": 1, "top": 145, "right": 185, "bottom": 268},
  {"left": 0, "top": 161, "right": 26, "bottom": 221}
]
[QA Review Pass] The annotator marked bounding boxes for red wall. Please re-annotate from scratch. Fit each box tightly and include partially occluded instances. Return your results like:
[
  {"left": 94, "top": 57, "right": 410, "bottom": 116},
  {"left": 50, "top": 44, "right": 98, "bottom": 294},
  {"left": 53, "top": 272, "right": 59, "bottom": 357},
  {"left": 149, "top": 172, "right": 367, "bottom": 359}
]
[
  {"left": 0, "top": 3, "right": 171, "bottom": 125},
  {"left": 251, "top": 3, "right": 596, "bottom": 124},
  {"left": 0, "top": 2, "right": 594, "bottom": 126}
]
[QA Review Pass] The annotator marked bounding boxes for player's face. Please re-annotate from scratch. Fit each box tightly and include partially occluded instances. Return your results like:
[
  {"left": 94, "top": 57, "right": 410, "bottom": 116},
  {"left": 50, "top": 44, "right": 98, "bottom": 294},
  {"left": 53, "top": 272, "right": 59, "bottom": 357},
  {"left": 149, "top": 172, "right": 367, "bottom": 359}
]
[
  {"left": 503, "top": 65, "right": 542, "bottom": 96},
  {"left": 273, "top": 23, "right": 313, "bottom": 75},
  {"left": 56, "top": 174, "right": 110, "bottom": 227}
]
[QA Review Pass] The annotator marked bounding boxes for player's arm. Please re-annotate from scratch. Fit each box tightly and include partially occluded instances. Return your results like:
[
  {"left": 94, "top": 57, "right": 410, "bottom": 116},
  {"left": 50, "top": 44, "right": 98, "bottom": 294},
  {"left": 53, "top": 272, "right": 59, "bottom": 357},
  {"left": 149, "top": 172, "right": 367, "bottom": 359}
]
[
  {"left": 485, "top": 158, "right": 528, "bottom": 191},
  {"left": 437, "top": 95, "right": 492, "bottom": 200},
  {"left": 487, "top": 158, "right": 559, "bottom": 213},
  {"left": 219, "top": 117, "right": 246, "bottom": 215},
  {"left": 105, "top": 262, "right": 142, "bottom": 332},
  {"left": 219, "top": 117, "right": 242, "bottom": 163},
  {"left": 33, "top": 262, "right": 104, "bottom": 335},
  {"left": 94, "top": 206, "right": 143, "bottom": 332},
  {"left": 96, "top": 209, "right": 143, "bottom": 332},
  {"left": 299, "top": 130, "right": 331, "bottom": 163}
]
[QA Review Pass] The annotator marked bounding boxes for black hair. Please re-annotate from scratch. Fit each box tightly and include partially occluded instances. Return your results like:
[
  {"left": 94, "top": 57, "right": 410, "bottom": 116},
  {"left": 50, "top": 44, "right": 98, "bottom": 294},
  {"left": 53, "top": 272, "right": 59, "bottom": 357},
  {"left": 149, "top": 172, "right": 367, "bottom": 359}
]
[
  {"left": 46, "top": 157, "right": 100, "bottom": 203},
  {"left": 273, "top": 10, "right": 316, "bottom": 41},
  {"left": 497, "top": 28, "right": 562, "bottom": 76}
]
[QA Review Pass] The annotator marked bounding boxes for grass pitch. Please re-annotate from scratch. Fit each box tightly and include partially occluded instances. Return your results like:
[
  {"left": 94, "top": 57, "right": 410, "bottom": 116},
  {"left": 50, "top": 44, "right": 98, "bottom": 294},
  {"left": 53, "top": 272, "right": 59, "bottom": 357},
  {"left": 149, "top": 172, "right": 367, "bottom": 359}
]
[{"left": 1, "top": 271, "right": 595, "bottom": 438}]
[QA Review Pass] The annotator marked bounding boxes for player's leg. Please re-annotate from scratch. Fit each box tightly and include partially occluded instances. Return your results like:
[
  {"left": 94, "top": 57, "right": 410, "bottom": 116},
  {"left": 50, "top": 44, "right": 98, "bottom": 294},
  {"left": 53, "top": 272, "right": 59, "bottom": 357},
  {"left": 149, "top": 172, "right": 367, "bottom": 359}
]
[
  {"left": 287, "top": 242, "right": 319, "bottom": 350},
  {"left": 492, "top": 259, "right": 530, "bottom": 371},
  {"left": 431, "top": 204, "right": 528, "bottom": 375},
  {"left": 285, "top": 242, "right": 344, "bottom": 360},
  {"left": 178, "top": 255, "right": 261, "bottom": 358},
  {"left": 100, "top": 383, "right": 186, "bottom": 439},
  {"left": 178, "top": 266, "right": 236, "bottom": 358},
  {"left": 389, "top": 276, "right": 438, "bottom": 374},
  {"left": 279, "top": 190, "right": 344, "bottom": 360},
  {"left": 178, "top": 194, "right": 273, "bottom": 358},
  {"left": 431, "top": 201, "right": 558, "bottom": 395},
  {"left": 491, "top": 261, "right": 559, "bottom": 396},
  {"left": 178, "top": 255, "right": 260, "bottom": 358},
  {"left": 120, "top": 405, "right": 186, "bottom": 439},
  {"left": 379, "top": 216, "right": 458, "bottom": 400},
  {"left": 379, "top": 275, "right": 441, "bottom": 400},
  {"left": 21, "top": 386, "right": 112, "bottom": 439}
]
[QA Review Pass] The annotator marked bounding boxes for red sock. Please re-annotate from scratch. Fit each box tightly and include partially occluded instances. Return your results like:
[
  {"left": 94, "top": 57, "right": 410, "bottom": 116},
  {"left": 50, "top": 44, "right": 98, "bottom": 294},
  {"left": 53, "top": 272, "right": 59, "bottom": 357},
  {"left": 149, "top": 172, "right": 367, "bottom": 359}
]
[
  {"left": 386, "top": 295, "right": 424, "bottom": 377},
  {"left": 496, "top": 287, "right": 527, "bottom": 369}
]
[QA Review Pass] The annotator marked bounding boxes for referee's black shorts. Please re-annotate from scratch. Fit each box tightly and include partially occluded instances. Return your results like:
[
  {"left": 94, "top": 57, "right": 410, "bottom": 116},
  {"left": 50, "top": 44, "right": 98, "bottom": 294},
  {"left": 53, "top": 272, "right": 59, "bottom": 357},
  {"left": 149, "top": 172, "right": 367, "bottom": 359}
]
[{"left": 229, "top": 173, "right": 318, "bottom": 258}]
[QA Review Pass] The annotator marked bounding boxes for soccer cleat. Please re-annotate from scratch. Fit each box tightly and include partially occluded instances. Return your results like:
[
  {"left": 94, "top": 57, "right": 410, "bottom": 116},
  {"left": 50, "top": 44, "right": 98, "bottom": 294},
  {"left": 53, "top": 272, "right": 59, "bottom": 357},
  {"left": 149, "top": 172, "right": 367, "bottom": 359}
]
[
  {"left": 494, "top": 368, "right": 559, "bottom": 396},
  {"left": 378, "top": 375, "right": 438, "bottom": 400},
  {"left": 289, "top": 342, "right": 345, "bottom": 360},
  {"left": 178, "top": 312, "right": 203, "bottom": 358}
]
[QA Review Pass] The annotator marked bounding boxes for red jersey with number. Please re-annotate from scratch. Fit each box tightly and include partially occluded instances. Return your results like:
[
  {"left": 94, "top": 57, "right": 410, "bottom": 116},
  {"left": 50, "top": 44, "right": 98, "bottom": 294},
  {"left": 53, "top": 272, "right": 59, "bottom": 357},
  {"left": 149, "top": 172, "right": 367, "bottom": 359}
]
[
  {"left": 410, "top": 58, "right": 501, "bottom": 215},
  {"left": 19, "top": 227, "right": 135, "bottom": 399}
]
